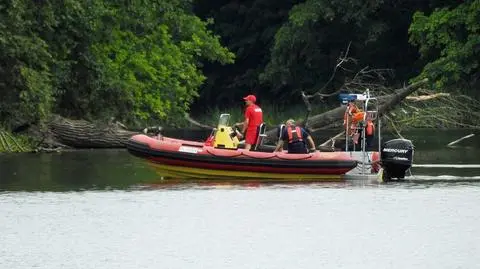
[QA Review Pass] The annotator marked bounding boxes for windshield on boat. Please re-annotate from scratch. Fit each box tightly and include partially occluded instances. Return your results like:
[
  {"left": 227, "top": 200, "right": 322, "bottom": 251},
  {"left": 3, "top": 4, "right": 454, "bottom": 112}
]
[{"left": 218, "top": 113, "right": 230, "bottom": 126}]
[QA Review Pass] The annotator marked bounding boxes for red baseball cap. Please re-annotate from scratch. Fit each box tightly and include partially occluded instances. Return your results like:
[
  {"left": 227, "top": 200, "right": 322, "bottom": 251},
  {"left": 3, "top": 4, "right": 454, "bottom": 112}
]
[{"left": 243, "top": 94, "right": 256, "bottom": 103}]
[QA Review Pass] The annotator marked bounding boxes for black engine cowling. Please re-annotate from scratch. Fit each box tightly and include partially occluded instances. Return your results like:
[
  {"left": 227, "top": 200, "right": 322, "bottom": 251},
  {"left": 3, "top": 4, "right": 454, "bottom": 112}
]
[{"left": 380, "top": 139, "right": 414, "bottom": 180}]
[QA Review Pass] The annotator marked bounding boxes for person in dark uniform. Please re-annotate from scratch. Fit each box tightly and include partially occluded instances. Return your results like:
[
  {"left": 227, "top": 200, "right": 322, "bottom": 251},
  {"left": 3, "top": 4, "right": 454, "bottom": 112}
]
[{"left": 274, "top": 119, "right": 316, "bottom": 154}]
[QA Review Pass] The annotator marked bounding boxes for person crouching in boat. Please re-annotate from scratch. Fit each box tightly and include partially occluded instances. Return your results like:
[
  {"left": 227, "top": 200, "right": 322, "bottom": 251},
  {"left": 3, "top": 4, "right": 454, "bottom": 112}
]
[
  {"left": 235, "top": 94, "right": 263, "bottom": 151},
  {"left": 274, "top": 119, "right": 316, "bottom": 154}
]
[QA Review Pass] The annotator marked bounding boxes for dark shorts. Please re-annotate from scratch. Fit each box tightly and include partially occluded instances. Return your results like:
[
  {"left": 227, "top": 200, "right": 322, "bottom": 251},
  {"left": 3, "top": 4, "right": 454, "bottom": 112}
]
[{"left": 287, "top": 141, "right": 308, "bottom": 154}]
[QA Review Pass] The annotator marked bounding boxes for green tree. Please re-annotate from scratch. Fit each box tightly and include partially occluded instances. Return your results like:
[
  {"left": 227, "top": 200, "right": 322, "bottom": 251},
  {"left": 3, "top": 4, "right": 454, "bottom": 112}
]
[
  {"left": 409, "top": 0, "right": 480, "bottom": 92},
  {"left": 0, "top": 0, "right": 56, "bottom": 128},
  {"left": 90, "top": 0, "right": 235, "bottom": 125},
  {"left": 0, "top": 0, "right": 234, "bottom": 129}
]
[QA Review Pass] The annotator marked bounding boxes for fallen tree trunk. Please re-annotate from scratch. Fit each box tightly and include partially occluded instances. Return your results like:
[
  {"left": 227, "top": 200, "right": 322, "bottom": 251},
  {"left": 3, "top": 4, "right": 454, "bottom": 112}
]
[
  {"left": 36, "top": 78, "right": 426, "bottom": 149},
  {"left": 376, "top": 78, "right": 429, "bottom": 118},
  {"left": 45, "top": 115, "right": 139, "bottom": 148},
  {"left": 184, "top": 113, "right": 214, "bottom": 129}
]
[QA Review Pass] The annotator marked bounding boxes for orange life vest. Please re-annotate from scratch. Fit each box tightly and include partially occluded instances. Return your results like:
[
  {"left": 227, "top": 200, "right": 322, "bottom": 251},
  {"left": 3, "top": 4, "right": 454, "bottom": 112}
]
[
  {"left": 351, "top": 111, "right": 365, "bottom": 124},
  {"left": 344, "top": 103, "right": 362, "bottom": 133},
  {"left": 343, "top": 103, "right": 359, "bottom": 126},
  {"left": 287, "top": 126, "right": 303, "bottom": 143},
  {"left": 345, "top": 111, "right": 365, "bottom": 136},
  {"left": 344, "top": 103, "right": 375, "bottom": 137}
]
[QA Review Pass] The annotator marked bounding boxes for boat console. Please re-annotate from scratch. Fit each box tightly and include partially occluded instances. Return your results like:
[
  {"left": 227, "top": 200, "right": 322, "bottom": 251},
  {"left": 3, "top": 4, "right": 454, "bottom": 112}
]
[{"left": 210, "top": 114, "right": 240, "bottom": 149}]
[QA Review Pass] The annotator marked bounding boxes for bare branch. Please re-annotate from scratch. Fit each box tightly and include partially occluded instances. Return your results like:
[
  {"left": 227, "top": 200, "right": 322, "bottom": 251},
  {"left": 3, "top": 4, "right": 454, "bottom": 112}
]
[
  {"left": 301, "top": 43, "right": 394, "bottom": 107},
  {"left": 302, "top": 42, "right": 355, "bottom": 100}
]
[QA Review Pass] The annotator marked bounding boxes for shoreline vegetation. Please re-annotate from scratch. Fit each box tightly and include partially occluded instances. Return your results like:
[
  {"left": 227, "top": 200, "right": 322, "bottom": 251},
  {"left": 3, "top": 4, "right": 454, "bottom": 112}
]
[
  {"left": 2, "top": 90, "right": 480, "bottom": 154},
  {"left": 0, "top": 130, "right": 32, "bottom": 153},
  {"left": 1, "top": 1, "right": 479, "bottom": 153}
]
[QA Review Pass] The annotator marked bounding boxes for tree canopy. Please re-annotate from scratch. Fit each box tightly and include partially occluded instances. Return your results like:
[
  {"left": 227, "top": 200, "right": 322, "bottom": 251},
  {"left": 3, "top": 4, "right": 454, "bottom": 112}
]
[
  {"left": 260, "top": 0, "right": 438, "bottom": 99},
  {"left": 0, "top": 0, "right": 478, "bottom": 129},
  {"left": 409, "top": 0, "right": 480, "bottom": 91},
  {"left": 0, "top": 0, "right": 234, "bottom": 129}
]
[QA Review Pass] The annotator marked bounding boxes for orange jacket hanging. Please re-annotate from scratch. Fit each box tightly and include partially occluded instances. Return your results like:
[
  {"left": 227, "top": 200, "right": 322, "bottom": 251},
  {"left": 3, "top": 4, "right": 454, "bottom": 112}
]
[
  {"left": 344, "top": 102, "right": 365, "bottom": 136},
  {"left": 343, "top": 101, "right": 376, "bottom": 138},
  {"left": 343, "top": 102, "right": 359, "bottom": 126}
]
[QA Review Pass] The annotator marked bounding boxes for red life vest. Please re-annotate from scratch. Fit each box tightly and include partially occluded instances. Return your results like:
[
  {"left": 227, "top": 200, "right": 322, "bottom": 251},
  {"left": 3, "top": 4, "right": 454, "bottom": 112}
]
[
  {"left": 366, "top": 120, "right": 375, "bottom": 136},
  {"left": 287, "top": 126, "right": 303, "bottom": 143}
]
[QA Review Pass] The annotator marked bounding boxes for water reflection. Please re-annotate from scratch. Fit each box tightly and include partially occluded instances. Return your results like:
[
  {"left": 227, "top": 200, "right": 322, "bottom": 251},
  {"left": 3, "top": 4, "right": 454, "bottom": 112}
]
[
  {"left": 0, "top": 150, "right": 158, "bottom": 192},
  {"left": 0, "top": 129, "right": 479, "bottom": 192}
]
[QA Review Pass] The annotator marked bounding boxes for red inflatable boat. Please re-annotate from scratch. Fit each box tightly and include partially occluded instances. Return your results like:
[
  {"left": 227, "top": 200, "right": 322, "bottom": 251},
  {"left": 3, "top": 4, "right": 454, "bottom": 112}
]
[{"left": 126, "top": 134, "right": 358, "bottom": 182}]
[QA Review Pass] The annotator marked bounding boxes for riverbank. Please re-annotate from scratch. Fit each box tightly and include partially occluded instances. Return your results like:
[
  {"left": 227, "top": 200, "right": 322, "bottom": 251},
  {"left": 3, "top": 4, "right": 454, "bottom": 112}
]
[{"left": 1, "top": 92, "right": 480, "bottom": 154}]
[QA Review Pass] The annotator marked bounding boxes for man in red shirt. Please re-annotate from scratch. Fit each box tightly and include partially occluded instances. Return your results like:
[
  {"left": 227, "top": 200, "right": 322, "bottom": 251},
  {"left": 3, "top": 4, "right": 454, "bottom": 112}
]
[{"left": 235, "top": 94, "right": 263, "bottom": 151}]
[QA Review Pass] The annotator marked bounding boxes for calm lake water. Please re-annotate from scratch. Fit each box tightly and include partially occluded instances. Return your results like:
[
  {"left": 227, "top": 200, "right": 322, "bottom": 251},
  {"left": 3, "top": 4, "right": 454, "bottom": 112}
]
[{"left": 1, "top": 129, "right": 479, "bottom": 268}]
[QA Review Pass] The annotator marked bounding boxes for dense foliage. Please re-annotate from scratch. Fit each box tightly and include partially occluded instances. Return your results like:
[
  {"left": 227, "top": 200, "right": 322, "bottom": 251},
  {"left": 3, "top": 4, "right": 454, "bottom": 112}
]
[
  {"left": 0, "top": 0, "right": 478, "bottom": 129},
  {"left": 409, "top": 0, "right": 480, "bottom": 92},
  {"left": 0, "top": 0, "right": 234, "bottom": 129}
]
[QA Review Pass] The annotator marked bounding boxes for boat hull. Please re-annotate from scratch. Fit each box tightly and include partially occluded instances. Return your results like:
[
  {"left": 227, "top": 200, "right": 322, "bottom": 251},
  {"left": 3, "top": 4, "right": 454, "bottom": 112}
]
[
  {"left": 126, "top": 135, "right": 358, "bottom": 181},
  {"left": 148, "top": 163, "right": 344, "bottom": 182}
]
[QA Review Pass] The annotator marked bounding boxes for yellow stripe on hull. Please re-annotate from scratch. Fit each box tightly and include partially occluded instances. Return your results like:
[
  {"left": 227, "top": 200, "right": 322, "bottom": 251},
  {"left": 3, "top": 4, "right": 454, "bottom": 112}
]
[{"left": 148, "top": 163, "right": 343, "bottom": 183}]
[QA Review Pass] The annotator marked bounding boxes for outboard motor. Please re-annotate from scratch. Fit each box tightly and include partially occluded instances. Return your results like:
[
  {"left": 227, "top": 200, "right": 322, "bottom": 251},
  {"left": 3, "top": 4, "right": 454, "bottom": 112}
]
[{"left": 380, "top": 139, "right": 414, "bottom": 180}]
